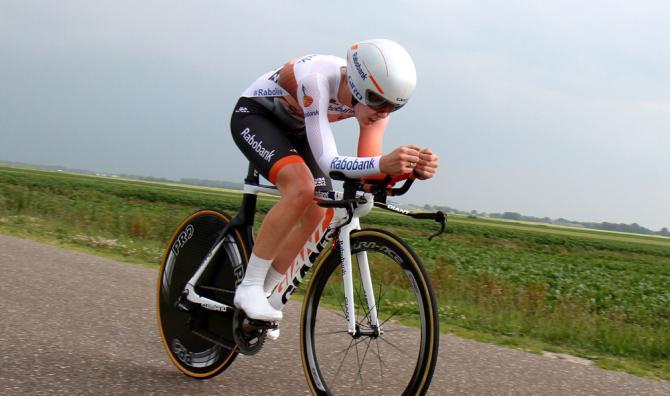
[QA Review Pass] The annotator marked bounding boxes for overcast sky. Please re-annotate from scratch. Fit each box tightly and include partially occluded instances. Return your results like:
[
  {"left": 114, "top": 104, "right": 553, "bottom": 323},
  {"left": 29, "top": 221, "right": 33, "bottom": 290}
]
[{"left": 1, "top": 1, "right": 668, "bottom": 230}]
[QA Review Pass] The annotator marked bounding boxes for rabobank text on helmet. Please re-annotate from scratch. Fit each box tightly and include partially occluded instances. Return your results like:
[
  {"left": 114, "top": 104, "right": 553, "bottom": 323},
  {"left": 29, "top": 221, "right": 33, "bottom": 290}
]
[{"left": 352, "top": 52, "right": 367, "bottom": 80}]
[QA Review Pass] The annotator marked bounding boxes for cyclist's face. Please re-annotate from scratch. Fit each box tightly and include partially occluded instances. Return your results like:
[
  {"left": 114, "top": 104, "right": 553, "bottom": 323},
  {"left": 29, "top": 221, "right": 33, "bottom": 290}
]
[{"left": 353, "top": 102, "right": 390, "bottom": 126}]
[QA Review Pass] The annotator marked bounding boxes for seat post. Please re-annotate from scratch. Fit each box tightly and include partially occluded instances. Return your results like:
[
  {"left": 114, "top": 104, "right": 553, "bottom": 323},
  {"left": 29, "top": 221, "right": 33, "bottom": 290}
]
[
  {"left": 244, "top": 162, "right": 259, "bottom": 185},
  {"left": 235, "top": 162, "right": 260, "bottom": 246}
]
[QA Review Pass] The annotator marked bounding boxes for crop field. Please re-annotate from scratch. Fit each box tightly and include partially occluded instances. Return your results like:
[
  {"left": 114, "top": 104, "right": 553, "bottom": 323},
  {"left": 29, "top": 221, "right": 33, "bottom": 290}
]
[{"left": 1, "top": 165, "right": 669, "bottom": 379}]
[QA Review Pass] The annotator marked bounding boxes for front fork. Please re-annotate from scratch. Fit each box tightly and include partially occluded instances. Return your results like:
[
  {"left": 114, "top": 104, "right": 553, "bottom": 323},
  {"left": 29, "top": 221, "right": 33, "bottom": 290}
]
[{"left": 338, "top": 219, "right": 380, "bottom": 335}]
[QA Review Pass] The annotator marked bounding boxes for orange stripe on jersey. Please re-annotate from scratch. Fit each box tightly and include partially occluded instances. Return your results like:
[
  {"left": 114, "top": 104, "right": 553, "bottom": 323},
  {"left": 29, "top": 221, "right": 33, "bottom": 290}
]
[
  {"left": 268, "top": 155, "right": 304, "bottom": 184},
  {"left": 277, "top": 60, "right": 306, "bottom": 117},
  {"left": 277, "top": 61, "right": 298, "bottom": 100}
]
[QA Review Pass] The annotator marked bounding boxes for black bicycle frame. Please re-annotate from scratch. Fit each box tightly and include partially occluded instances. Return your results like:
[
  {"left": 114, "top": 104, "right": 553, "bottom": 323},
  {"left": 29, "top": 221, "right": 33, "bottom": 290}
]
[{"left": 212, "top": 163, "right": 261, "bottom": 256}]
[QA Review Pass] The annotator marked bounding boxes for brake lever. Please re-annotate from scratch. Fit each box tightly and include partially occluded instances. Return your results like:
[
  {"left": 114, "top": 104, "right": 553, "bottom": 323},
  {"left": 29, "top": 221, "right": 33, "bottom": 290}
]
[
  {"left": 407, "top": 210, "right": 446, "bottom": 241},
  {"left": 373, "top": 203, "right": 448, "bottom": 241},
  {"left": 427, "top": 211, "right": 447, "bottom": 241}
]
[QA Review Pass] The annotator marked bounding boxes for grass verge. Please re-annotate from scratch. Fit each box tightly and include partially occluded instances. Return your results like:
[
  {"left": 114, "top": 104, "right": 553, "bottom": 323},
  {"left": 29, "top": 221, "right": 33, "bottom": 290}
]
[{"left": 1, "top": 165, "right": 668, "bottom": 381}]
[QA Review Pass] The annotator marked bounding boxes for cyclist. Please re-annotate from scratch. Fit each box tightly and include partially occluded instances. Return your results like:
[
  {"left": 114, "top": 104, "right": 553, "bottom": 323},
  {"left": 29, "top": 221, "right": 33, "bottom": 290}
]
[{"left": 230, "top": 39, "right": 439, "bottom": 324}]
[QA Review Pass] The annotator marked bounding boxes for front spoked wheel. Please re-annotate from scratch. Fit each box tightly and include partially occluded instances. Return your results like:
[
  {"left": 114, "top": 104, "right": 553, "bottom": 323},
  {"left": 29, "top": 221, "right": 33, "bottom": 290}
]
[{"left": 301, "top": 229, "right": 439, "bottom": 395}]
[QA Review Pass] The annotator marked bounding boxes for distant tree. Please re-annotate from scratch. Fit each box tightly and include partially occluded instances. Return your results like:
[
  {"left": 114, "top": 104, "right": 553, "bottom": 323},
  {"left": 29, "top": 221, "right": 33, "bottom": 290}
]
[{"left": 502, "top": 212, "right": 522, "bottom": 221}]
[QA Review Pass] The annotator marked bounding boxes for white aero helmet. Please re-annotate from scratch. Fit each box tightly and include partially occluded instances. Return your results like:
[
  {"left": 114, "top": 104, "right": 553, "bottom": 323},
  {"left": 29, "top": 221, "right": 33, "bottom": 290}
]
[{"left": 346, "top": 39, "right": 416, "bottom": 111}]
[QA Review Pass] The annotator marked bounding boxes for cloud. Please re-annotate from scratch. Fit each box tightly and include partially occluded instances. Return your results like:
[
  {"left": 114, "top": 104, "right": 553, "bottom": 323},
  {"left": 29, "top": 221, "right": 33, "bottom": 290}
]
[{"left": 1, "top": 0, "right": 668, "bottom": 229}]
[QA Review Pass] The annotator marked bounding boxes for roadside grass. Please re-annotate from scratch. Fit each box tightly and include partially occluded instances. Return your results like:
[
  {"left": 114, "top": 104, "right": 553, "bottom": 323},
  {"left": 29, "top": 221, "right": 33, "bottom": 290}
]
[
  {"left": 449, "top": 214, "right": 670, "bottom": 244},
  {"left": 1, "top": 165, "right": 669, "bottom": 381}
]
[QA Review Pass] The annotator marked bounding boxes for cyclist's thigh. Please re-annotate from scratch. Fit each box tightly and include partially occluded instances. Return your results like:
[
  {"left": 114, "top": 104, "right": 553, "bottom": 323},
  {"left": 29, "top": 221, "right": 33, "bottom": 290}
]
[
  {"left": 230, "top": 98, "right": 305, "bottom": 185},
  {"left": 291, "top": 133, "right": 332, "bottom": 190}
]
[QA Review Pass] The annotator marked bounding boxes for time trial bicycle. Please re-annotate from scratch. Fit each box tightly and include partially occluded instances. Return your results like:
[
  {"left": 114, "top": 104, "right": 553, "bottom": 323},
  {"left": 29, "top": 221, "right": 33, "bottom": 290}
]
[{"left": 157, "top": 164, "right": 446, "bottom": 395}]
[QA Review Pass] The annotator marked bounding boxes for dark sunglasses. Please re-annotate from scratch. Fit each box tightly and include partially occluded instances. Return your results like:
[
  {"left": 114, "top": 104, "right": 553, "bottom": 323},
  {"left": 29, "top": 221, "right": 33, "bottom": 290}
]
[{"left": 365, "top": 91, "right": 406, "bottom": 113}]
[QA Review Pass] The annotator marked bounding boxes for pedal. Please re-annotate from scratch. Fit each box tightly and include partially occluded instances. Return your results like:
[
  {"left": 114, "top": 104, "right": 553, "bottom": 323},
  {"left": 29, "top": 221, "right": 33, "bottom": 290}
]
[
  {"left": 266, "top": 327, "right": 280, "bottom": 341},
  {"left": 246, "top": 318, "right": 279, "bottom": 330}
]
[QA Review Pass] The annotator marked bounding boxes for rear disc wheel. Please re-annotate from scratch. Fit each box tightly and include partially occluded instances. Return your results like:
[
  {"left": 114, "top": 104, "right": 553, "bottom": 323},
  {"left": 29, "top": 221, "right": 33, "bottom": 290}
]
[{"left": 157, "top": 210, "right": 248, "bottom": 379}]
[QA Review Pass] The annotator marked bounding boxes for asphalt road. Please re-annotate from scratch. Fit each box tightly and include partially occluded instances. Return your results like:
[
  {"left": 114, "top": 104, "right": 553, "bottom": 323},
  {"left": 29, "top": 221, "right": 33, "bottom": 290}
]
[{"left": 1, "top": 234, "right": 669, "bottom": 395}]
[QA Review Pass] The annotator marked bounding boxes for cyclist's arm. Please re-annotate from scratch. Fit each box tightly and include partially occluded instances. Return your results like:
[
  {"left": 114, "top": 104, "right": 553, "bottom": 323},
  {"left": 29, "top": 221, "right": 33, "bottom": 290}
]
[
  {"left": 299, "top": 73, "right": 383, "bottom": 178},
  {"left": 357, "top": 118, "right": 387, "bottom": 157},
  {"left": 357, "top": 119, "right": 396, "bottom": 180}
]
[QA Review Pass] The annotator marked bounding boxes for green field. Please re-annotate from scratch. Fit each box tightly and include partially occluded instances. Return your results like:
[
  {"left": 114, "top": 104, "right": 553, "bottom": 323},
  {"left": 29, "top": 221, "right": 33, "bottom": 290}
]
[{"left": 1, "top": 165, "right": 669, "bottom": 380}]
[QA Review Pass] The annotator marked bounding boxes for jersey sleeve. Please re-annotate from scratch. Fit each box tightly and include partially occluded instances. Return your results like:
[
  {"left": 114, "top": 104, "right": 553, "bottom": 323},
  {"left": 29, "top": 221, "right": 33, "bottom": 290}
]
[{"left": 298, "top": 73, "right": 382, "bottom": 178}]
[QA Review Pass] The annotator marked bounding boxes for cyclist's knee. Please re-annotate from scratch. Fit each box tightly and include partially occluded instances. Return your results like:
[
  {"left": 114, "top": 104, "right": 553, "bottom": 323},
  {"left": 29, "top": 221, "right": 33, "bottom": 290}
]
[
  {"left": 287, "top": 182, "right": 315, "bottom": 208},
  {"left": 276, "top": 164, "right": 315, "bottom": 208}
]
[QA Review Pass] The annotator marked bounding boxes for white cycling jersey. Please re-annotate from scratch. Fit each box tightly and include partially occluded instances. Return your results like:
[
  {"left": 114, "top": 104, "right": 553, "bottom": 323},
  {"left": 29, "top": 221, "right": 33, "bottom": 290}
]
[{"left": 241, "top": 54, "right": 383, "bottom": 178}]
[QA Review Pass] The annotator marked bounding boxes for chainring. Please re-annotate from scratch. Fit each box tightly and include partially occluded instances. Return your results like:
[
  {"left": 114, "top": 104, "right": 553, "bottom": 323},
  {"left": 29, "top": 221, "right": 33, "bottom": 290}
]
[{"left": 232, "top": 310, "right": 267, "bottom": 355}]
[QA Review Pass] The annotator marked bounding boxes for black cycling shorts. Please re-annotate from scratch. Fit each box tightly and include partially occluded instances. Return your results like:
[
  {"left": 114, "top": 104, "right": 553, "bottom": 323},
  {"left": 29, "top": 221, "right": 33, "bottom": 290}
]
[{"left": 230, "top": 97, "right": 331, "bottom": 188}]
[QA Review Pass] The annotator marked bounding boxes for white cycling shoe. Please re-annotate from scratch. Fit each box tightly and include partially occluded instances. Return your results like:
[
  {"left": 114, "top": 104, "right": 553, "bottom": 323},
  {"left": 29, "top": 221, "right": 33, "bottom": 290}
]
[{"left": 234, "top": 284, "right": 283, "bottom": 322}]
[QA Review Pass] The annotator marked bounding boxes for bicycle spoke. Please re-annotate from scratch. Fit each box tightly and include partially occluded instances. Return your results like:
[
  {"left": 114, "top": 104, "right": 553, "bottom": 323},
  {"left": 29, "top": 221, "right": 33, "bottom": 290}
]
[
  {"left": 379, "top": 327, "right": 414, "bottom": 334},
  {"left": 335, "top": 337, "right": 368, "bottom": 355},
  {"left": 321, "top": 306, "right": 347, "bottom": 321},
  {"left": 379, "top": 307, "right": 403, "bottom": 328},
  {"left": 353, "top": 260, "right": 389, "bottom": 329},
  {"left": 357, "top": 284, "right": 386, "bottom": 328},
  {"left": 333, "top": 338, "right": 354, "bottom": 381},
  {"left": 356, "top": 337, "right": 373, "bottom": 385},
  {"left": 331, "top": 336, "right": 368, "bottom": 382},
  {"left": 354, "top": 271, "right": 388, "bottom": 329},
  {"left": 375, "top": 339, "right": 384, "bottom": 385},
  {"left": 368, "top": 340, "right": 389, "bottom": 370},
  {"left": 316, "top": 329, "right": 350, "bottom": 336},
  {"left": 354, "top": 333, "right": 362, "bottom": 383},
  {"left": 378, "top": 335, "right": 413, "bottom": 358},
  {"left": 354, "top": 255, "right": 377, "bottom": 327}
]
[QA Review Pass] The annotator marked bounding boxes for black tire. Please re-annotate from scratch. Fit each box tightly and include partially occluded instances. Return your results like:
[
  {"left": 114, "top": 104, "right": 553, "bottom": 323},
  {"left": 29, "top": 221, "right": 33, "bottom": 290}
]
[
  {"left": 157, "top": 209, "right": 249, "bottom": 379},
  {"left": 300, "top": 229, "right": 439, "bottom": 395}
]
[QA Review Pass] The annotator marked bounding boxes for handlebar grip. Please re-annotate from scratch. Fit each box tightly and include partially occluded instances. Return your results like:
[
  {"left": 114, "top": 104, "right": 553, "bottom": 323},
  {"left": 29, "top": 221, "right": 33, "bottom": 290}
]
[{"left": 389, "top": 178, "right": 415, "bottom": 196}]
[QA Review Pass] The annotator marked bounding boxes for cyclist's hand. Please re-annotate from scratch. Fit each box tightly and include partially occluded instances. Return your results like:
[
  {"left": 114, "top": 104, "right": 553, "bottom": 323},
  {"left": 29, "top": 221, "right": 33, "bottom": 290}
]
[
  {"left": 413, "top": 148, "right": 439, "bottom": 180},
  {"left": 380, "top": 145, "right": 421, "bottom": 176}
]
